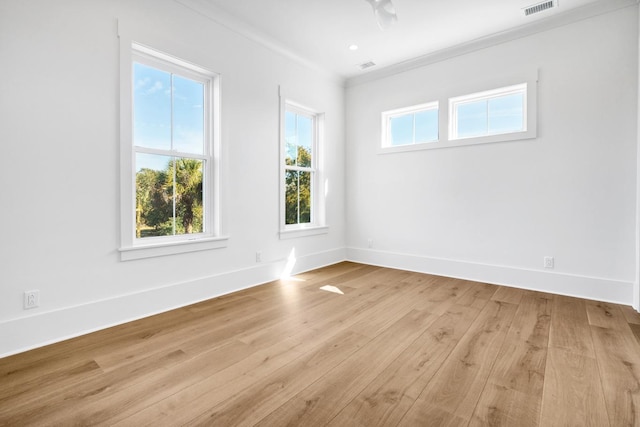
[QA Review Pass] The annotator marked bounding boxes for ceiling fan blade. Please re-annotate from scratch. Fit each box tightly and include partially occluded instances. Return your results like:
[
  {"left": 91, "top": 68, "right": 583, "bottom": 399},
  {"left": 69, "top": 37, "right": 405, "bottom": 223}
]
[
  {"left": 365, "top": 0, "right": 398, "bottom": 30},
  {"left": 375, "top": 9, "right": 397, "bottom": 29}
]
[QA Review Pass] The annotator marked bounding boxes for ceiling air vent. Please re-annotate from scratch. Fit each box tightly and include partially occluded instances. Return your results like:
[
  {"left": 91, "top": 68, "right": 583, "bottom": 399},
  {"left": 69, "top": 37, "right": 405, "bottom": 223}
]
[
  {"left": 524, "top": 0, "right": 557, "bottom": 16},
  {"left": 359, "top": 61, "right": 376, "bottom": 70}
]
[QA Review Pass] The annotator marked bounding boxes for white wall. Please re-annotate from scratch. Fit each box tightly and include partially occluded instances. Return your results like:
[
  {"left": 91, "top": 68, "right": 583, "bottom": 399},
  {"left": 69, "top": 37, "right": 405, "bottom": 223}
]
[
  {"left": 346, "top": 7, "right": 638, "bottom": 304},
  {"left": 0, "top": 0, "right": 346, "bottom": 357}
]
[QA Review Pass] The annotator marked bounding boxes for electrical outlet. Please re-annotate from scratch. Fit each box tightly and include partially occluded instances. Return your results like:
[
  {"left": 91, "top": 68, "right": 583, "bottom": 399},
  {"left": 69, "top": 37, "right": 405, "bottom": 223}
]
[
  {"left": 544, "top": 256, "right": 554, "bottom": 269},
  {"left": 256, "top": 251, "right": 262, "bottom": 263},
  {"left": 24, "top": 290, "right": 40, "bottom": 309},
  {"left": 367, "top": 238, "right": 373, "bottom": 248}
]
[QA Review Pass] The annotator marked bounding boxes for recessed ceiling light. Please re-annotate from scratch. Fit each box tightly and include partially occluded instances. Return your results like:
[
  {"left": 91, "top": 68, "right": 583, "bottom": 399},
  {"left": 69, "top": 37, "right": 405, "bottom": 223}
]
[{"left": 349, "top": 44, "right": 359, "bottom": 51}]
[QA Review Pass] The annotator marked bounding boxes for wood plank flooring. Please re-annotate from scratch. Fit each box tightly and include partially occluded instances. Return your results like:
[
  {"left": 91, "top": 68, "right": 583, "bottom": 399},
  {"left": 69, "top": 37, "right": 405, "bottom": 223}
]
[{"left": 1, "top": 261, "right": 640, "bottom": 426}]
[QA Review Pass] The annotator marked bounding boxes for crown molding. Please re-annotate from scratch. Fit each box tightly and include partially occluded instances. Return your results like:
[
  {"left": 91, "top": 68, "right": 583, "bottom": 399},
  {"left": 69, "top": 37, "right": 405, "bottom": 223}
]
[
  {"left": 173, "top": 0, "right": 636, "bottom": 89},
  {"left": 346, "top": 0, "right": 639, "bottom": 88},
  {"left": 174, "top": 0, "right": 345, "bottom": 85}
]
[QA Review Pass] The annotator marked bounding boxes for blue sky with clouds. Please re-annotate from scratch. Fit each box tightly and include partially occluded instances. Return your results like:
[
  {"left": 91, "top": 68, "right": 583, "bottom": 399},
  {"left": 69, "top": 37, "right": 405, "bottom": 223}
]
[{"left": 133, "top": 63, "right": 204, "bottom": 172}]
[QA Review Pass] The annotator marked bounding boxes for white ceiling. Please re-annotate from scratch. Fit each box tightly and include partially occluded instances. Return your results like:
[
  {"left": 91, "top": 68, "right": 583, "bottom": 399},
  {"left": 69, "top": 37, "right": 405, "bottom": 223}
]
[{"left": 186, "top": 0, "right": 609, "bottom": 79}]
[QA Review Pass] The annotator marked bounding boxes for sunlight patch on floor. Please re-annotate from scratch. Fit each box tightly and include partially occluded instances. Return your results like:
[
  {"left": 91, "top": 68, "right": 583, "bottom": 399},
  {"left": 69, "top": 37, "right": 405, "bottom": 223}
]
[{"left": 319, "top": 285, "right": 344, "bottom": 295}]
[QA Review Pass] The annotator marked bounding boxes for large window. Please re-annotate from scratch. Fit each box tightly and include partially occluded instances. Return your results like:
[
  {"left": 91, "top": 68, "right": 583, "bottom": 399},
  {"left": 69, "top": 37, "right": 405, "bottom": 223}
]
[
  {"left": 119, "top": 41, "right": 225, "bottom": 260},
  {"left": 280, "top": 99, "right": 327, "bottom": 238},
  {"left": 133, "top": 59, "right": 208, "bottom": 239}
]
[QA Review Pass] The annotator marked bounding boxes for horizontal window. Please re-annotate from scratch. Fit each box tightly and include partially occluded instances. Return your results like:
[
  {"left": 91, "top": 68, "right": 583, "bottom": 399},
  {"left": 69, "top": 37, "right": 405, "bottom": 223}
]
[
  {"left": 378, "top": 72, "right": 537, "bottom": 154},
  {"left": 382, "top": 102, "right": 439, "bottom": 148},
  {"left": 449, "top": 83, "right": 527, "bottom": 141}
]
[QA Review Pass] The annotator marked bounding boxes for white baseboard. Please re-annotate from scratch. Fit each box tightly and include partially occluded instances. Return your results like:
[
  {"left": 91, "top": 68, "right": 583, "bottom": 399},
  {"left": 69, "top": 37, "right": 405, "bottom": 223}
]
[
  {"left": 347, "top": 247, "right": 634, "bottom": 306},
  {"left": 0, "top": 247, "right": 346, "bottom": 358},
  {"left": 3, "top": 246, "right": 632, "bottom": 358}
]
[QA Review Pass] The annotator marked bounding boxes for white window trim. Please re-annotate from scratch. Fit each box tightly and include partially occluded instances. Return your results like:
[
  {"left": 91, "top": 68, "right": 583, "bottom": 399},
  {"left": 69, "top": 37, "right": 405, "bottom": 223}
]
[
  {"left": 380, "top": 101, "right": 439, "bottom": 153},
  {"left": 279, "top": 89, "right": 328, "bottom": 239},
  {"left": 279, "top": 225, "right": 329, "bottom": 240},
  {"left": 378, "top": 70, "right": 538, "bottom": 154},
  {"left": 118, "top": 28, "right": 227, "bottom": 261}
]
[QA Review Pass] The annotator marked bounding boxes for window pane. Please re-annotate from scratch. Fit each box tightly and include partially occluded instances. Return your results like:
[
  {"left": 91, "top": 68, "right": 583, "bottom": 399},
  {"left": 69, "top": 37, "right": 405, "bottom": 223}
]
[
  {"left": 298, "top": 171, "right": 311, "bottom": 224},
  {"left": 389, "top": 114, "right": 414, "bottom": 146},
  {"left": 488, "top": 93, "right": 524, "bottom": 134},
  {"left": 172, "top": 158, "right": 204, "bottom": 235},
  {"left": 456, "top": 100, "right": 488, "bottom": 138},
  {"left": 135, "top": 154, "right": 204, "bottom": 238},
  {"left": 285, "top": 111, "right": 314, "bottom": 168},
  {"left": 285, "top": 170, "right": 312, "bottom": 225},
  {"left": 285, "top": 170, "right": 299, "bottom": 225},
  {"left": 284, "top": 111, "right": 297, "bottom": 166},
  {"left": 415, "top": 109, "right": 438, "bottom": 143},
  {"left": 172, "top": 75, "right": 205, "bottom": 155},
  {"left": 136, "top": 153, "right": 172, "bottom": 238},
  {"left": 296, "top": 115, "right": 313, "bottom": 167},
  {"left": 133, "top": 63, "right": 171, "bottom": 150}
]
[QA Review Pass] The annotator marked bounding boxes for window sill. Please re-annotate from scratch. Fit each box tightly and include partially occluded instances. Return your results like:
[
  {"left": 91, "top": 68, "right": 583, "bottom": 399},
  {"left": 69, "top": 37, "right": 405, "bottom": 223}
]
[
  {"left": 448, "top": 129, "right": 536, "bottom": 147},
  {"left": 279, "top": 225, "right": 329, "bottom": 240},
  {"left": 119, "top": 236, "right": 229, "bottom": 261},
  {"left": 378, "top": 141, "right": 440, "bottom": 154},
  {"left": 378, "top": 130, "right": 536, "bottom": 154}
]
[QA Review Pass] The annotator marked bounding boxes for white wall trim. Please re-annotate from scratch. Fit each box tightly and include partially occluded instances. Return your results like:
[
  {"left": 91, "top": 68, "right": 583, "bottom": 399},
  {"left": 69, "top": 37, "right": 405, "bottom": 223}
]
[
  {"left": 635, "top": 3, "right": 640, "bottom": 312},
  {"left": 3, "top": 244, "right": 635, "bottom": 357},
  {"left": 173, "top": 0, "right": 342, "bottom": 85},
  {"left": 347, "top": 0, "right": 639, "bottom": 88},
  {"left": 347, "top": 247, "right": 634, "bottom": 306},
  {"left": 0, "top": 248, "right": 346, "bottom": 358}
]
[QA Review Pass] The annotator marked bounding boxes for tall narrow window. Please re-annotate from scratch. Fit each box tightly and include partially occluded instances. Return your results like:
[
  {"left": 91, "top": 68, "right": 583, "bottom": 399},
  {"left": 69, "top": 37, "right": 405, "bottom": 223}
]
[
  {"left": 284, "top": 105, "right": 316, "bottom": 225},
  {"left": 279, "top": 97, "right": 327, "bottom": 239},
  {"left": 133, "top": 61, "right": 208, "bottom": 239},
  {"left": 120, "top": 40, "right": 225, "bottom": 260}
]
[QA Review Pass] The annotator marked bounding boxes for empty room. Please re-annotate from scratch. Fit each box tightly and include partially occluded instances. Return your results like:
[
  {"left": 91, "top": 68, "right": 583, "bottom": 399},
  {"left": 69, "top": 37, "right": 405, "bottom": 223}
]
[{"left": 1, "top": 0, "right": 640, "bottom": 425}]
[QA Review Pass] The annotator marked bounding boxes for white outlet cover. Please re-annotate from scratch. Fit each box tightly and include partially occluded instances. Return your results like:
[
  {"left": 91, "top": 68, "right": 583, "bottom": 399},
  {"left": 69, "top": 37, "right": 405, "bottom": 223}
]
[{"left": 24, "top": 290, "right": 40, "bottom": 309}]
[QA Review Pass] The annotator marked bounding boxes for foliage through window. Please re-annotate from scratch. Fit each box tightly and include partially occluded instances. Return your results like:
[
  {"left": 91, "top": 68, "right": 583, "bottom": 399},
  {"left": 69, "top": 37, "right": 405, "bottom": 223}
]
[
  {"left": 132, "top": 55, "right": 211, "bottom": 240},
  {"left": 284, "top": 106, "right": 316, "bottom": 226}
]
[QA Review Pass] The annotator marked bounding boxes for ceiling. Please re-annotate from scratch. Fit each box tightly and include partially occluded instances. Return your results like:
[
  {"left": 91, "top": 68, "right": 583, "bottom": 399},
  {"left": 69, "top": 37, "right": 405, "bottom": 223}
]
[{"left": 187, "top": 0, "right": 608, "bottom": 79}]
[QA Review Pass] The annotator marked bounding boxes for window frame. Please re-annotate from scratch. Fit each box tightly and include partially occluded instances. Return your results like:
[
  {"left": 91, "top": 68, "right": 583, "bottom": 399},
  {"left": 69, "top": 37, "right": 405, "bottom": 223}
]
[
  {"left": 119, "top": 40, "right": 227, "bottom": 261},
  {"left": 132, "top": 49, "right": 212, "bottom": 243},
  {"left": 381, "top": 101, "right": 439, "bottom": 151},
  {"left": 279, "top": 94, "right": 328, "bottom": 239}
]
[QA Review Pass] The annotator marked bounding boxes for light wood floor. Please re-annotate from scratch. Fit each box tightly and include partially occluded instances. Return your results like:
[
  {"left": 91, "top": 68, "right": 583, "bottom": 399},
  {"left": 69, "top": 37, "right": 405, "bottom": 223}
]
[{"left": 2, "top": 262, "right": 640, "bottom": 426}]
